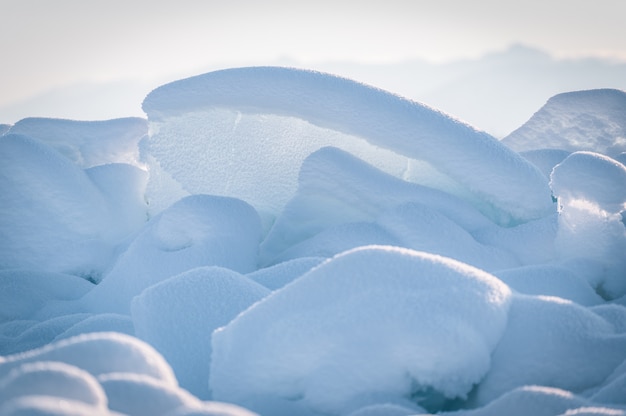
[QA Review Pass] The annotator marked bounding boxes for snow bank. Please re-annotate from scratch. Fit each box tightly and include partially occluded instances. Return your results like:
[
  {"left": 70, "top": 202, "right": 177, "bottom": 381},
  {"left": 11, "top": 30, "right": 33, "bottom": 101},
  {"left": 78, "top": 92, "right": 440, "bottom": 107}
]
[
  {"left": 471, "top": 294, "right": 626, "bottom": 407},
  {"left": 131, "top": 267, "right": 269, "bottom": 398},
  {"left": 0, "top": 134, "right": 120, "bottom": 278},
  {"left": 142, "top": 66, "right": 553, "bottom": 225},
  {"left": 81, "top": 194, "right": 262, "bottom": 314},
  {"left": 503, "top": 89, "right": 626, "bottom": 157},
  {"left": 550, "top": 151, "right": 626, "bottom": 298},
  {"left": 210, "top": 246, "right": 512, "bottom": 415},
  {"left": 7, "top": 117, "right": 147, "bottom": 168}
]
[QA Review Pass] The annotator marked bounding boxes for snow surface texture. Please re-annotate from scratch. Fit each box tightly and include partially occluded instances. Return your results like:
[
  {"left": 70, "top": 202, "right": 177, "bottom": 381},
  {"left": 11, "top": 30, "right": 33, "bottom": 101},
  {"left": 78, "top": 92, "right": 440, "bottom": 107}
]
[{"left": 1, "top": 67, "right": 626, "bottom": 415}]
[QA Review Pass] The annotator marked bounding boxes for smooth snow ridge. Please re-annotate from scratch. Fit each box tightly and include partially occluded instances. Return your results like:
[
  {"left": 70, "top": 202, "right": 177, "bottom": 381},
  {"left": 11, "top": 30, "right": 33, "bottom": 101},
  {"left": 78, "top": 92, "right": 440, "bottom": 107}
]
[{"left": 142, "top": 66, "right": 554, "bottom": 225}]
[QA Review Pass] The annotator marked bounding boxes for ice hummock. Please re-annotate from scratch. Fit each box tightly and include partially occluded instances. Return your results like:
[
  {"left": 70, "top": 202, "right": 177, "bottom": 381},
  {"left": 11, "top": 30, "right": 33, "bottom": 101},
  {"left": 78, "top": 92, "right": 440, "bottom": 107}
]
[{"left": 1, "top": 67, "right": 625, "bottom": 416}]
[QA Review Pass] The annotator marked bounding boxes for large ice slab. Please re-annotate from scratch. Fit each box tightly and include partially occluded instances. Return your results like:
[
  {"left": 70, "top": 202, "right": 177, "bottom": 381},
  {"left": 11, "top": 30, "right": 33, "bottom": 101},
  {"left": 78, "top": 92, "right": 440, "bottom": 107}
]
[{"left": 142, "top": 67, "right": 554, "bottom": 225}]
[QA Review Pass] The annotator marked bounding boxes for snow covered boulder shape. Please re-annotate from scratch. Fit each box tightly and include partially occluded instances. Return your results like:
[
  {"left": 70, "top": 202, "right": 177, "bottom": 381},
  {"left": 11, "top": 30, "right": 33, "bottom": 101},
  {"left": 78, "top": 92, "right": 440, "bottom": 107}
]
[
  {"left": 0, "top": 134, "right": 119, "bottom": 277},
  {"left": 7, "top": 117, "right": 148, "bottom": 168},
  {"left": 0, "top": 361, "right": 107, "bottom": 409},
  {"left": 131, "top": 266, "right": 270, "bottom": 399},
  {"left": 0, "top": 332, "right": 176, "bottom": 386},
  {"left": 210, "top": 245, "right": 512, "bottom": 415},
  {"left": 82, "top": 194, "right": 262, "bottom": 314},
  {"left": 470, "top": 294, "right": 626, "bottom": 407},
  {"left": 503, "top": 89, "right": 626, "bottom": 158},
  {"left": 550, "top": 151, "right": 626, "bottom": 298},
  {"left": 142, "top": 66, "right": 553, "bottom": 225}
]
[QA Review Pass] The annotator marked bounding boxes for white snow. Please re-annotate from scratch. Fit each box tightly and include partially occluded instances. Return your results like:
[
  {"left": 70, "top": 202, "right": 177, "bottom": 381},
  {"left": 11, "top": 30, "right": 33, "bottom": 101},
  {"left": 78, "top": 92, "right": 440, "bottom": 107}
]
[
  {"left": 503, "top": 89, "right": 626, "bottom": 158},
  {"left": 210, "top": 246, "right": 512, "bottom": 415},
  {"left": 1, "top": 67, "right": 625, "bottom": 415},
  {"left": 131, "top": 266, "right": 269, "bottom": 398},
  {"left": 80, "top": 194, "right": 262, "bottom": 314}
]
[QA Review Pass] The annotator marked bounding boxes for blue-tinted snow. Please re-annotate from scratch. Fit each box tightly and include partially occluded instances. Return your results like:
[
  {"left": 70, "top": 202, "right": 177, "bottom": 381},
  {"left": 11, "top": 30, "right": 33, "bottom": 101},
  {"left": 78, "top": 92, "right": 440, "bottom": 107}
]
[
  {"left": 142, "top": 67, "right": 554, "bottom": 225},
  {"left": 0, "top": 68, "right": 625, "bottom": 415}
]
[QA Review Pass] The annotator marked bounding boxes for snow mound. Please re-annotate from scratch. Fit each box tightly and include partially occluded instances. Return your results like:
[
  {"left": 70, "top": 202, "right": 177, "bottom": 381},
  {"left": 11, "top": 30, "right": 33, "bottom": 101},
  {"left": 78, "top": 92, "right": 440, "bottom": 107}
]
[
  {"left": 471, "top": 294, "right": 626, "bottom": 407},
  {"left": 0, "top": 361, "right": 107, "bottom": 409},
  {"left": 97, "top": 372, "right": 201, "bottom": 416},
  {"left": 131, "top": 266, "right": 269, "bottom": 398},
  {"left": 81, "top": 194, "right": 262, "bottom": 314},
  {"left": 260, "top": 146, "right": 498, "bottom": 265},
  {"left": 0, "top": 332, "right": 177, "bottom": 385},
  {"left": 210, "top": 245, "right": 512, "bottom": 415},
  {"left": 142, "top": 66, "right": 553, "bottom": 225},
  {"left": 550, "top": 151, "right": 626, "bottom": 298},
  {"left": 0, "top": 134, "right": 121, "bottom": 278},
  {"left": 7, "top": 117, "right": 147, "bottom": 168},
  {"left": 503, "top": 89, "right": 626, "bottom": 157}
]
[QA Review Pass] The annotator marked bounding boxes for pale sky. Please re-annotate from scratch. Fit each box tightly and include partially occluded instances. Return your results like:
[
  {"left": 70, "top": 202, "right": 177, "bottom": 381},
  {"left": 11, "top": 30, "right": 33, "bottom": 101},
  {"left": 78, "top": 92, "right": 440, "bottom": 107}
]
[{"left": 1, "top": 0, "right": 626, "bottom": 123}]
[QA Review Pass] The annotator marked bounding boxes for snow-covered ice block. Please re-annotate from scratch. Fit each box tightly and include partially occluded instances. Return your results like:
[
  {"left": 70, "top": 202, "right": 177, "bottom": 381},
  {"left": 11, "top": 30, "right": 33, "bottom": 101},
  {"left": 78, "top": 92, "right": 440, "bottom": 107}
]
[
  {"left": 260, "top": 147, "right": 496, "bottom": 264},
  {"left": 142, "top": 66, "right": 553, "bottom": 225},
  {"left": 0, "top": 134, "right": 120, "bottom": 278},
  {"left": 551, "top": 151, "right": 626, "bottom": 213},
  {"left": 131, "top": 266, "right": 269, "bottom": 398},
  {"left": 210, "top": 245, "right": 512, "bottom": 415},
  {"left": 471, "top": 294, "right": 626, "bottom": 407},
  {"left": 503, "top": 89, "right": 626, "bottom": 158},
  {"left": 550, "top": 151, "right": 626, "bottom": 298},
  {"left": 0, "top": 332, "right": 177, "bottom": 386},
  {"left": 7, "top": 117, "right": 147, "bottom": 168},
  {"left": 82, "top": 194, "right": 262, "bottom": 314},
  {"left": 0, "top": 361, "right": 107, "bottom": 409}
]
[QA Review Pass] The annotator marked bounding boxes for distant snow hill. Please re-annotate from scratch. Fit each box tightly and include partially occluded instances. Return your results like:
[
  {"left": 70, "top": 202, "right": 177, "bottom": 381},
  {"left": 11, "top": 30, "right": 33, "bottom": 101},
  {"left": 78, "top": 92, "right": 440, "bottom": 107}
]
[{"left": 502, "top": 89, "right": 626, "bottom": 158}]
